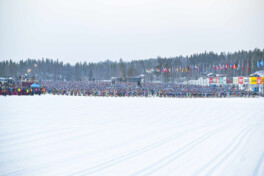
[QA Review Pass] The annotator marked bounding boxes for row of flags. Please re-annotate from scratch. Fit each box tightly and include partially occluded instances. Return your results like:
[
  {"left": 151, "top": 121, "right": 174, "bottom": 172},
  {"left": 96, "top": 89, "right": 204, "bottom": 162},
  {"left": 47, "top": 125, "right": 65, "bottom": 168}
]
[{"left": 146, "top": 60, "right": 264, "bottom": 73}]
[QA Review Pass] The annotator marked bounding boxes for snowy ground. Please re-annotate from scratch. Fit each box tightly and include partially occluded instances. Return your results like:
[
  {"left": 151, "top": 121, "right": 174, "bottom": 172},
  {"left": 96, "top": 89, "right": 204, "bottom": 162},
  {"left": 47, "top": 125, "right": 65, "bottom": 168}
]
[{"left": 0, "top": 96, "right": 264, "bottom": 176}]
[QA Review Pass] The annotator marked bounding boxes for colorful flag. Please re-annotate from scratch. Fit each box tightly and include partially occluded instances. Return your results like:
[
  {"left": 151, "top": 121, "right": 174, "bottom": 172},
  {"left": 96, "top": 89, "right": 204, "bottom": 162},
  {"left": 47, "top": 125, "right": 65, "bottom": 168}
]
[
  {"left": 260, "top": 60, "right": 264, "bottom": 66},
  {"left": 225, "top": 64, "right": 228, "bottom": 70},
  {"left": 230, "top": 63, "right": 234, "bottom": 69}
]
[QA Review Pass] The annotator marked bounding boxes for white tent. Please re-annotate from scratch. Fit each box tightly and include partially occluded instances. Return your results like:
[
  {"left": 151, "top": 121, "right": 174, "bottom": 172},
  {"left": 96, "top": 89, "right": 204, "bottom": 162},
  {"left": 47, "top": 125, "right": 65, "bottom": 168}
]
[{"left": 249, "top": 70, "right": 264, "bottom": 77}]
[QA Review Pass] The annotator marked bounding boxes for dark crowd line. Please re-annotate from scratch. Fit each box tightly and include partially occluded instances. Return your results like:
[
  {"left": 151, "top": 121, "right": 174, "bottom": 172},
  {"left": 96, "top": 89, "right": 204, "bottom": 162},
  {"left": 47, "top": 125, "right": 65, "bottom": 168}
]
[{"left": 1, "top": 80, "right": 263, "bottom": 98}]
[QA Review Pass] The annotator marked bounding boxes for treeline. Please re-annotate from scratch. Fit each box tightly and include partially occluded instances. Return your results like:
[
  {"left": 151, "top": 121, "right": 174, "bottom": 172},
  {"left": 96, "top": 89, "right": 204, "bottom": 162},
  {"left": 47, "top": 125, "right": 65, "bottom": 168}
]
[{"left": 0, "top": 48, "right": 264, "bottom": 82}]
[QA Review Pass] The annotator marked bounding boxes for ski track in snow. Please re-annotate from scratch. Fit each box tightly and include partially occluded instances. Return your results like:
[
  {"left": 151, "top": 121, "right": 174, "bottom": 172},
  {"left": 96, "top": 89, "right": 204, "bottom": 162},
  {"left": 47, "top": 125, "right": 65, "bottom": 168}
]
[
  {"left": 0, "top": 96, "right": 264, "bottom": 176},
  {"left": 254, "top": 151, "right": 264, "bottom": 176},
  {"left": 194, "top": 125, "right": 257, "bottom": 176}
]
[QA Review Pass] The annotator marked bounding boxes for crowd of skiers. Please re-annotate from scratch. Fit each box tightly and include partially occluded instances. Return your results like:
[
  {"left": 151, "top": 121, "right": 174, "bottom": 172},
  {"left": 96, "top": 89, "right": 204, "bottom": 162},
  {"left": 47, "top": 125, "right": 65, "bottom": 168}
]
[
  {"left": 0, "top": 80, "right": 262, "bottom": 97},
  {"left": 41, "top": 81, "right": 259, "bottom": 98},
  {"left": 0, "top": 81, "right": 44, "bottom": 96}
]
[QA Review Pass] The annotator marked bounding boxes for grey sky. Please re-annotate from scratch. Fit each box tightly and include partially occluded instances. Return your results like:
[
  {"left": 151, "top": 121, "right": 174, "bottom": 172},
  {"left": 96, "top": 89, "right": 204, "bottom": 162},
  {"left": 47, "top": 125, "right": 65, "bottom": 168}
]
[{"left": 0, "top": 0, "right": 264, "bottom": 64}]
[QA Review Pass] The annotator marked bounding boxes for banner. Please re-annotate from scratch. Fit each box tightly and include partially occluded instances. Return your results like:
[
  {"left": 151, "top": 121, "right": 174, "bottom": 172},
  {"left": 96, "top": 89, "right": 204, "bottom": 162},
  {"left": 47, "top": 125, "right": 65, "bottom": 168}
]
[
  {"left": 206, "top": 78, "right": 210, "bottom": 85},
  {"left": 233, "top": 77, "right": 238, "bottom": 84},
  {"left": 238, "top": 77, "right": 243, "bottom": 84},
  {"left": 262, "top": 77, "right": 264, "bottom": 84},
  {"left": 223, "top": 77, "right": 227, "bottom": 84},
  {"left": 243, "top": 77, "right": 249, "bottom": 84},
  {"left": 216, "top": 77, "right": 219, "bottom": 83},
  {"left": 257, "top": 77, "right": 262, "bottom": 84},
  {"left": 219, "top": 77, "right": 224, "bottom": 84},
  {"left": 226, "top": 77, "right": 233, "bottom": 83},
  {"left": 209, "top": 77, "right": 213, "bottom": 84},
  {"left": 250, "top": 77, "right": 257, "bottom": 84},
  {"left": 213, "top": 78, "right": 217, "bottom": 83}
]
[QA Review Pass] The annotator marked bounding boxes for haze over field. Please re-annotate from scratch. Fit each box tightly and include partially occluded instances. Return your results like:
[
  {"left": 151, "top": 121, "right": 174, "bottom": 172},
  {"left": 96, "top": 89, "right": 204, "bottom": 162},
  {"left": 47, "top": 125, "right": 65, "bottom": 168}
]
[{"left": 1, "top": 0, "right": 264, "bottom": 63}]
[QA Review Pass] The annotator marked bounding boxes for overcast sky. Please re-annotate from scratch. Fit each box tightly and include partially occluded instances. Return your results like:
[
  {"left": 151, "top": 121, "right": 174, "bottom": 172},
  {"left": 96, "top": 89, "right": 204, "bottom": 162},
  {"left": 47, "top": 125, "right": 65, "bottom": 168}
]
[{"left": 0, "top": 0, "right": 264, "bottom": 64}]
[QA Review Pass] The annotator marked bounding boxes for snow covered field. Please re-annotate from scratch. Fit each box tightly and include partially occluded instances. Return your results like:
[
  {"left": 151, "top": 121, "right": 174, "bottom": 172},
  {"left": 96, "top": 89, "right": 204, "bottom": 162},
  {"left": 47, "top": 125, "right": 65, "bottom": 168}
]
[{"left": 0, "top": 96, "right": 264, "bottom": 176}]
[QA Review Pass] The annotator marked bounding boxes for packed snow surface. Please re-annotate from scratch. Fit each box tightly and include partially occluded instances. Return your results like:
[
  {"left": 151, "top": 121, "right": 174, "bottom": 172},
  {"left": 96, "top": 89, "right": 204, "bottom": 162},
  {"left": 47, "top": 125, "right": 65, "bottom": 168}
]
[{"left": 0, "top": 96, "right": 264, "bottom": 176}]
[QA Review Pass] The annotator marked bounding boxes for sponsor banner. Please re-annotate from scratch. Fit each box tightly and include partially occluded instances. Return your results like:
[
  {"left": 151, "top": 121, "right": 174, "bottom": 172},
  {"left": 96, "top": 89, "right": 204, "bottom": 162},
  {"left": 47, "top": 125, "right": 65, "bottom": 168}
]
[
  {"left": 226, "top": 77, "right": 233, "bottom": 83},
  {"left": 209, "top": 77, "right": 213, "bottom": 84},
  {"left": 205, "top": 78, "right": 210, "bottom": 85},
  {"left": 213, "top": 77, "right": 216, "bottom": 83},
  {"left": 257, "top": 77, "right": 262, "bottom": 84},
  {"left": 243, "top": 77, "right": 249, "bottom": 84},
  {"left": 223, "top": 77, "right": 227, "bottom": 84},
  {"left": 250, "top": 77, "right": 257, "bottom": 84},
  {"left": 238, "top": 77, "right": 243, "bottom": 84},
  {"left": 233, "top": 77, "right": 238, "bottom": 84},
  {"left": 216, "top": 77, "right": 219, "bottom": 83},
  {"left": 219, "top": 77, "right": 224, "bottom": 84}
]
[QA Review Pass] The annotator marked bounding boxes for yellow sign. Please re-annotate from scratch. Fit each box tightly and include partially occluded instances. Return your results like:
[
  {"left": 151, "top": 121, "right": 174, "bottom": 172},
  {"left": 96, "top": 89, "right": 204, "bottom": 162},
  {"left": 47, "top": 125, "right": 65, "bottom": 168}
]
[
  {"left": 261, "top": 77, "right": 264, "bottom": 84},
  {"left": 250, "top": 77, "right": 257, "bottom": 84}
]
